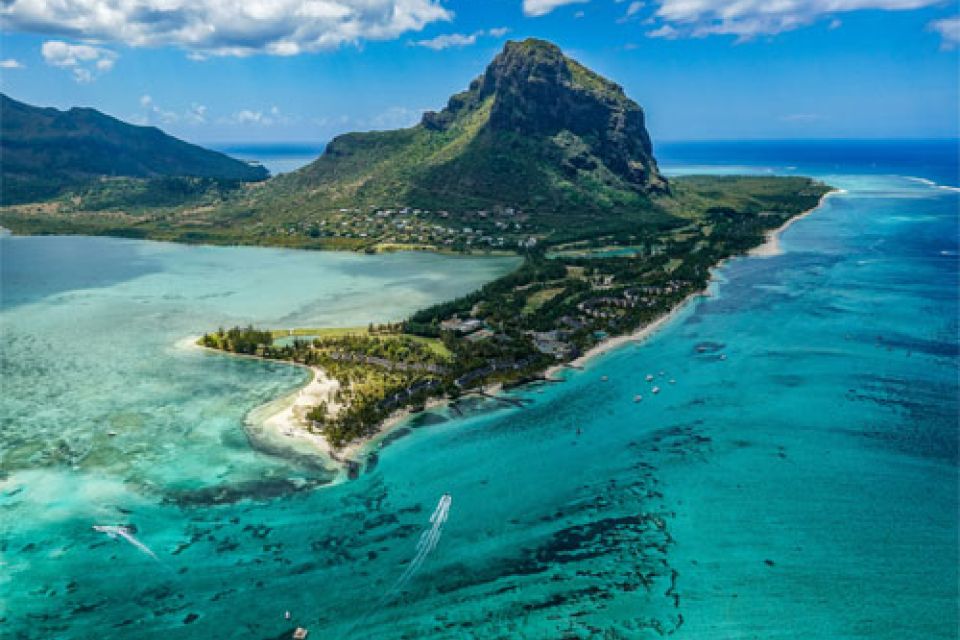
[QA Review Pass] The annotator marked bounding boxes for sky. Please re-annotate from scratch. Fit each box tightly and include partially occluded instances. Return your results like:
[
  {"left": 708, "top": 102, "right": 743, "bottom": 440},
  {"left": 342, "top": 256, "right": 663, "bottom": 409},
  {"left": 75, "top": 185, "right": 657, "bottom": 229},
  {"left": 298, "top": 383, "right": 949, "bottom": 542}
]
[{"left": 0, "top": 0, "right": 958, "bottom": 144}]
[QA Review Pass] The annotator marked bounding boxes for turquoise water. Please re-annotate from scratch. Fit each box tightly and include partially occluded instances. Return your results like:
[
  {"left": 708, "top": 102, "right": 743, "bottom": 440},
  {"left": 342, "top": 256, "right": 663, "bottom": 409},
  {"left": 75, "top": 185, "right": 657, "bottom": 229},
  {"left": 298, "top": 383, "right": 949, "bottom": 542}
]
[{"left": 2, "top": 143, "right": 958, "bottom": 639}]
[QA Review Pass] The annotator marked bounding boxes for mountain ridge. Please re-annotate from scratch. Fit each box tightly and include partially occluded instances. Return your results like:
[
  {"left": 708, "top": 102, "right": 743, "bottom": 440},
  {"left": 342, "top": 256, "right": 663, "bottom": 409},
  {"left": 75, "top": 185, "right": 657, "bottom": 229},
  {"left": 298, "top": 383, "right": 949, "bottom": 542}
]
[
  {"left": 0, "top": 93, "right": 268, "bottom": 205},
  {"left": 255, "top": 38, "right": 666, "bottom": 219}
]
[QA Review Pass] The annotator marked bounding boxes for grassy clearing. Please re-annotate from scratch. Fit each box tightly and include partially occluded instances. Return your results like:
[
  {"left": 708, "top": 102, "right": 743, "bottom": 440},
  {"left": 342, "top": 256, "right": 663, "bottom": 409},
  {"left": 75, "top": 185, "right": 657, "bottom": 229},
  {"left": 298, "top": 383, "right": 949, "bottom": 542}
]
[
  {"left": 523, "top": 287, "right": 565, "bottom": 314},
  {"left": 269, "top": 327, "right": 453, "bottom": 360},
  {"left": 270, "top": 327, "right": 368, "bottom": 339}
]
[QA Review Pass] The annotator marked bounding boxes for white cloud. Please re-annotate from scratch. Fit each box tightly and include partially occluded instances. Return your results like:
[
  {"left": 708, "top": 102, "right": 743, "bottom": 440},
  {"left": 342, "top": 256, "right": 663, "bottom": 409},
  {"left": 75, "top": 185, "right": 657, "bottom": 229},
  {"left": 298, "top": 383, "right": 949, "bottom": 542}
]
[
  {"left": 617, "top": 1, "right": 645, "bottom": 24},
  {"left": 647, "top": 0, "right": 945, "bottom": 40},
  {"left": 186, "top": 103, "right": 207, "bottom": 124},
  {"left": 221, "top": 105, "right": 293, "bottom": 126},
  {"left": 234, "top": 109, "right": 268, "bottom": 125},
  {"left": 41, "top": 40, "right": 117, "bottom": 83},
  {"left": 411, "top": 27, "right": 510, "bottom": 50},
  {"left": 3, "top": 0, "right": 451, "bottom": 58},
  {"left": 0, "top": 58, "right": 24, "bottom": 68},
  {"left": 136, "top": 94, "right": 207, "bottom": 126},
  {"left": 523, "top": 0, "right": 589, "bottom": 18},
  {"left": 412, "top": 31, "right": 480, "bottom": 50},
  {"left": 646, "top": 24, "right": 679, "bottom": 39},
  {"left": 929, "top": 15, "right": 960, "bottom": 50}
]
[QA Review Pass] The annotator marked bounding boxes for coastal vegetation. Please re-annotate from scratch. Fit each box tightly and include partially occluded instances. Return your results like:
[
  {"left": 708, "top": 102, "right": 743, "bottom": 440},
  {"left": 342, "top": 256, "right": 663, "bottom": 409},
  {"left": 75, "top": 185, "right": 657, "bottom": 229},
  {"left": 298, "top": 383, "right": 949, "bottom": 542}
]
[
  {"left": 4, "top": 38, "right": 832, "bottom": 455},
  {"left": 200, "top": 177, "right": 830, "bottom": 450},
  {"left": 0, "top": 93, "right": 267, "bottom": 205}
]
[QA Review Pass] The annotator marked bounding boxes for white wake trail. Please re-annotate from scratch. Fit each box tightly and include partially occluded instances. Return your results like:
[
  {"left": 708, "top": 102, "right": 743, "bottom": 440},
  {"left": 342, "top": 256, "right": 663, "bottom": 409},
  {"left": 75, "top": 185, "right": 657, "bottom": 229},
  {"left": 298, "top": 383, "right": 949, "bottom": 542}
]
[
  {"left": 341, "top": 494, "right": 453, "bottom": 639},
  {"left": 391, "top": 494, "right": 452, "bottom": 591},
  {"left": 93, "top": 525, "right": 160, "bottom": 561}
]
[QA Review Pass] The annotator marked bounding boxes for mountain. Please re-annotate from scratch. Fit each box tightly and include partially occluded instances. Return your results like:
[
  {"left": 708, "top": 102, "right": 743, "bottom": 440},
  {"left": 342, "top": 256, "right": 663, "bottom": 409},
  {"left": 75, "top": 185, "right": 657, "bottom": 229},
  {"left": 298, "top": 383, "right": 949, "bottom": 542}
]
[
  {"left": 0, "top": 39, "right": 828, "bottom": 252},
  {"left": 0, "top": 93, "right": 268, "bottom": 205},
  {"left": 253, "top": 38, "right": 667, "bottom": 220}
]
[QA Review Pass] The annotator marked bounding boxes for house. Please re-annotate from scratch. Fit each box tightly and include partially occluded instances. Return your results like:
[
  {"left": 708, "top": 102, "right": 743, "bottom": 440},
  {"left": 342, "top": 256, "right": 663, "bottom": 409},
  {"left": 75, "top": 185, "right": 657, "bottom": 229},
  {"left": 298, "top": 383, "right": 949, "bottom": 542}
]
[
  {"left": 465, "top": 328, "right": 494, "bottom": 343},
  {"left": 533, "top": 338, "right": 571, "bottom": 359},
  {"left": 440, "top": 317, "right": 484, "bottom": 334}
]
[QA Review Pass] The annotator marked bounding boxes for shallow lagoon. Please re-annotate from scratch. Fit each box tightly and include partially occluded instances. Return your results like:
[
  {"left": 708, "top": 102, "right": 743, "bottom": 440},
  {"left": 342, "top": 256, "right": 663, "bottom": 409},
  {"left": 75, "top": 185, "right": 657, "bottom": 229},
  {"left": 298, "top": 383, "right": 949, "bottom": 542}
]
[{"left": 1, "top": 144, "right": 957, "bottom": 639}]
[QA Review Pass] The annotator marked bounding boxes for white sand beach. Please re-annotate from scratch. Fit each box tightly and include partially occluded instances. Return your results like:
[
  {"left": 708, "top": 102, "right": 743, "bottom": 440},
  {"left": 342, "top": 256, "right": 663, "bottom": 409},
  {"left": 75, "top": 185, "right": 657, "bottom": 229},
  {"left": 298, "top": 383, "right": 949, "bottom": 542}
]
[
  {"left": 544, "top": 289, "right": 704, "bottom": 380},
  {"left": 259, "top": 366, "right": 342, "bottom": 459},
  {"left": 187, "top": 190, "right": 838, "bottom": 474},
  {"left": 750, "top": 189, "right": 842, "bottom": 257}
]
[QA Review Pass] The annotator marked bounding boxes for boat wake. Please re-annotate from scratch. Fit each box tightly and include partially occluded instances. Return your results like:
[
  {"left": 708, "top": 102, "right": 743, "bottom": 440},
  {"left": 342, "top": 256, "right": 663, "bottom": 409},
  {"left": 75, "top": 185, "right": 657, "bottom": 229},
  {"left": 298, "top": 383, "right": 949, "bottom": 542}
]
[
  {"left": 93, "top": 524, "right": 159, "bottom": 561},
  {"left": 391, "top": 493, "right": 452, "bottom": 593},
  {"left": 342, "top": 494, "right": 453, "bottom": 638}
]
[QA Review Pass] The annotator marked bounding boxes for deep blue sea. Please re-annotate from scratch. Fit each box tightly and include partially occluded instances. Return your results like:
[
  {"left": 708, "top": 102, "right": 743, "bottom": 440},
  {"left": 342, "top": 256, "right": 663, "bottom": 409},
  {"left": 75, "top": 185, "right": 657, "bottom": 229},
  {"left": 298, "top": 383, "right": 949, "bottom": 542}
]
[
  {"left": 210, "top": 143, "right": 326, "bottom": 176},
  {"left": 1, "top": 140, "right": 957, "bottom": 639}
]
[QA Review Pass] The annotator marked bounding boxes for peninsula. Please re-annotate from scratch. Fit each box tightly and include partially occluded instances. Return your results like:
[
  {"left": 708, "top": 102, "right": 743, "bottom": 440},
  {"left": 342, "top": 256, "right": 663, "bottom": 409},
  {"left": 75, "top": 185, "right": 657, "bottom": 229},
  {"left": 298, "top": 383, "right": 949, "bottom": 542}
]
[
  {"left": 191, "top": 41, "right": 831, "bottom": 465},
  {"left": 0, "top": 39, "right": 831, "bottom": 466}
]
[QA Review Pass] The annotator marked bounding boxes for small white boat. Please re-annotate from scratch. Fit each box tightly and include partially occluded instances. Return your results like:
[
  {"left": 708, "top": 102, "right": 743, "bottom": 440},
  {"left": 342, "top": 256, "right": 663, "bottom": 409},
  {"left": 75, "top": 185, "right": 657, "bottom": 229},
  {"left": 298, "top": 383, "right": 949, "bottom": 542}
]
[
  {"left": 658, "top": 371, "right": 665, "bottom": 376},
  {"left": 107, "top": 431, "right": 118, "bottom": 437},
  {"left": 720, "top": 354, "right": 727, "bottom": 361},
  {"left": 634, "top": 394, "right": 643, "bottom": 402},
  {"left": 669, "top": 379, "right": 676, "bottom": 384},
  {"left": 645, "top": 374, "right": 654, "bottom": 382},
  {"left": 651, "top": 386, "right": 660, "bottom": 394},
  {"left": 601, "top": 375, "right": 608, "bottom": 381}
]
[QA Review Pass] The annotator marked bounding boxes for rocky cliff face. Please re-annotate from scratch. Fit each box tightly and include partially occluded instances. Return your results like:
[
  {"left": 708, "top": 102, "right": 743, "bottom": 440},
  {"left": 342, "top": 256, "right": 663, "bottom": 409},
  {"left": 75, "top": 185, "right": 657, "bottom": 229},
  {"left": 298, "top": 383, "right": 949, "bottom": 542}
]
[
  {"left": 422, "top": 38, "right": 666, "bottom": 193},
  {"left": 282, "top": 38, "right": 669, "bottom": 216}
]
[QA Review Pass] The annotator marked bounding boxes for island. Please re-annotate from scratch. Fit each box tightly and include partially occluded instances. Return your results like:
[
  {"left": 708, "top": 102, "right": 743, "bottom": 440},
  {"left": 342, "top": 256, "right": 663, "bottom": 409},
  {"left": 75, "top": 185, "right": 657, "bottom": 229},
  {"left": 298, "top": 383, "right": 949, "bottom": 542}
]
[{"left": 1, "top": 39, "right": 832, "bottom": 470}]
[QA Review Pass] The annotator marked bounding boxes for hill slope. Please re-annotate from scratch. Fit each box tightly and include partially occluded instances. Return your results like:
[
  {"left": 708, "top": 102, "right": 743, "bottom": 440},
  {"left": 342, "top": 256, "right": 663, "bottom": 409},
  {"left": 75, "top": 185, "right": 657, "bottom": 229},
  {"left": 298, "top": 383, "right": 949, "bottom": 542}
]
[
  {"left": 0, "top": 39, "right": 828, "bottom": 253},
  {"left": 0, "top": 93, "right": 268, "bottom": 204},
  {"left": 248, "top": 38, "right": 667, "bottom": 220}
]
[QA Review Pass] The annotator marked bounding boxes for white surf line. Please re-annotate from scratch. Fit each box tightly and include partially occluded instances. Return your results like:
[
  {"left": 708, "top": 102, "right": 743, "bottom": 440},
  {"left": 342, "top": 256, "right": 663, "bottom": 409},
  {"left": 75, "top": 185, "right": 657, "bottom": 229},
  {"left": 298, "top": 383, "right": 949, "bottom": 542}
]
[
  {"left": 905, "top": 175, "right": 960, "bottom": 192},
  {"left": 93, "top": 525, "right": 160, "bottom": 561}
]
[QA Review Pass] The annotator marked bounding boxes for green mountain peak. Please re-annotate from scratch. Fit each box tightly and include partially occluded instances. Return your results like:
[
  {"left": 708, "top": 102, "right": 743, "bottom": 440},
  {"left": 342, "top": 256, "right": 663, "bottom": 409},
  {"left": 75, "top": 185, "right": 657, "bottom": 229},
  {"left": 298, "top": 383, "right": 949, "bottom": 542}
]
[{"left": 275, "top": 38, "right": 667, "bottom": 217}]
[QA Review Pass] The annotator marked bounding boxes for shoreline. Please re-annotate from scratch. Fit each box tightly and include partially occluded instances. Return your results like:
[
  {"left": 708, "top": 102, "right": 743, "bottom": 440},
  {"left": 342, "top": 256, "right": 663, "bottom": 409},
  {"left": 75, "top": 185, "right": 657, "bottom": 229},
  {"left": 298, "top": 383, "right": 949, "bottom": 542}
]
[
  {"left": 749, "top": 188, "right": 843, "bottom": 257},
  {"left": 543, "top": 289, "right": 705, "bottom": 380},
  {"left": 185, "top": 188, "right": 838, "bottom": 477},
  {"left": 187, "top": 335, "right": 460, "bottom": 476},
  {"left": 545, "top": 187, "right": 838, "bottom": 378}
]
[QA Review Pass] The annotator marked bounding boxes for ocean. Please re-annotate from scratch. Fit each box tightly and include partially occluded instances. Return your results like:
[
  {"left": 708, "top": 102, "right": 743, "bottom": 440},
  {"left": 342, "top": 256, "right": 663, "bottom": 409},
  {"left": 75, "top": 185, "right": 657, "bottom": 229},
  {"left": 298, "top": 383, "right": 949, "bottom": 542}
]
[
  {"left": 210, "top": 143, "right": 326, "bottom": 176},
  {"left": 1, "top": 140, "right": 957, "bottom": 639}
]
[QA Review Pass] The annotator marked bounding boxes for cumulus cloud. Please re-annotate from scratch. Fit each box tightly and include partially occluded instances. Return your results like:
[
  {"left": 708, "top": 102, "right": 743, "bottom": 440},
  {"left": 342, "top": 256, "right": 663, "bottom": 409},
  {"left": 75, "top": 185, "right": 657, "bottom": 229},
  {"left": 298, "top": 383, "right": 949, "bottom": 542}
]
[
  {"left": 647, "top": 0, "right": 945, "bottom": 40},
  {"left": 523, "top": 0, "right": 589, "bottom": 18},
  {"left": 616, "top": 1, "right": 645, "bottom": 23},
  {"left": 220, "top": 105, "right": 295, "bottom": 126},
  {"left": 929, "top": 15, "right": 960, "bottom": 50},
  {"left": 2, "top": 0, "right": 451, "bottom": 57},
  {"left": 411, "top": 27, "right": 510, "bottom": 50},
  {"left": 135, "top": 94, "right": 208, "bottom": 126},
  {"left": 41, "top": 40, "right": 117, "bottom": 82},
  {"left": 646, "top": 24, "right": 679, "bottom": 39},
  {"left": 412, "top": 32, "right": 479, "bottom": 50},
  {"left": 0, "top": 58, "right": 24, "bottom": 68}
]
